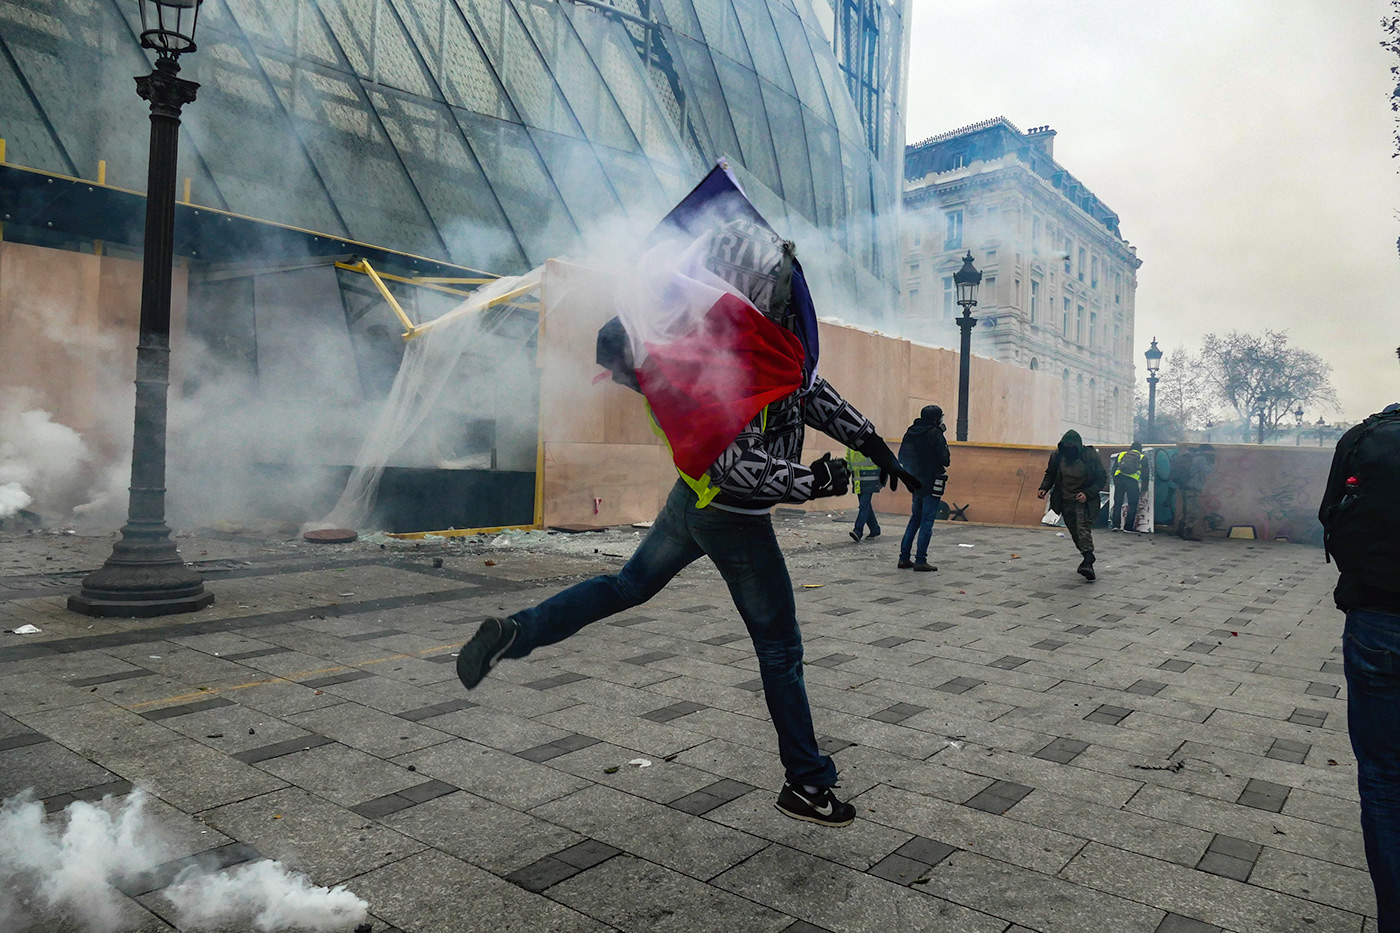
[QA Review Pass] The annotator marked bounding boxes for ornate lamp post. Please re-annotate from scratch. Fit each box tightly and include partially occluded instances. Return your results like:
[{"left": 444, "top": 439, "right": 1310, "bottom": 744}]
[
  {"left": 1255, "top": 401, "right": 1268, "bottom": 445},
  {"left": 953, "top": 252, "right": 982, "bottom": 442},
  {"left": 1143, "top": 338, "right": 1162, "bottom": 442},
  {"left": 1294, "top": 406, "right": 1304, "bottom": 446},
  {"left": 70, "top": 1, "right": 212, "bottom": 617},
  {"left": 1316, "top": 416, "right": 1327, "bottom": 447}
]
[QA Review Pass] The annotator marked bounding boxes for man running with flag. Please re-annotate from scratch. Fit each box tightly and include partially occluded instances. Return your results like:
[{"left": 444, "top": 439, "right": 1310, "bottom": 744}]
[{"left": 456, "top": 169, "right": 918, "bottom": 827}]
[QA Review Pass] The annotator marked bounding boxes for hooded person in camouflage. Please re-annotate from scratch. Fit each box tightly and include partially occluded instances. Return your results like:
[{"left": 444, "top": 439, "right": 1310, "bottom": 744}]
[
  {"left": 456, "top": 220, "right": 919, "bottom": 827},
  {"left": 1038, "top": 430, "right": 1108, "bottom": 580}
]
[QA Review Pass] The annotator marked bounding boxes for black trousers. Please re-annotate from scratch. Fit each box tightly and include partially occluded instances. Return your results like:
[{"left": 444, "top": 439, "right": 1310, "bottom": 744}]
[{"left": 1112, "top": 476, "right": 1141, "bottom": 530}]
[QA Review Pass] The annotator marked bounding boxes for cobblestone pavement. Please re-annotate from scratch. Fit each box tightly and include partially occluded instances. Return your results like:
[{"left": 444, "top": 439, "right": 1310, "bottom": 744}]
[{"left": 0, "top": 515, "right": 1378, "bottom": 932}]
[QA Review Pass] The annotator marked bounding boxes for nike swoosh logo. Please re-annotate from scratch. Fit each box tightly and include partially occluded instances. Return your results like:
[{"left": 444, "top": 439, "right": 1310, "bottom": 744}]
[{"left": 795, "top": 790, "right": 833, "bottom": 816}]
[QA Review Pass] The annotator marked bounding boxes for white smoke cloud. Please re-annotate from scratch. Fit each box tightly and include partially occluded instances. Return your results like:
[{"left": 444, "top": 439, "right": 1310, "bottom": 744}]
[
  {"left": 0, "top": 788, "right": 369, "bottom": 933},
  {"left": 0, "top": 482, "right": 32, "bottom": 519},
  {"left": 0, "top": 401, "right": 94, "bottom": 519},
  {"left": 164, "top": 859, "right": 368, "bottom": 932}
]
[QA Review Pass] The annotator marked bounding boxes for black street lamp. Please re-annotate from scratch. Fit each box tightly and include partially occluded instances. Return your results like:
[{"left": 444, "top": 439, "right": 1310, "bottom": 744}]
[
  {"left": 953, "top": 251, "right": 982, "bottom": 442},
  {"left": 1144, "top": 338, "right": 1162, "bottom": 442},
  {"left": 70, "top": 1, "right": 212, "bottom": 617},
  {"left": 1204, "top": 419, "right": 1213, "bottom": 444},
  {"left": 1294, "top": 406, "right": 1304, "bottom": 446},
  {"left": 1316, "top": 416, "right": 1327, "bottom": 447},
  {"left": 1255, "top": 401, "right": 1268, "bottom": 445}
]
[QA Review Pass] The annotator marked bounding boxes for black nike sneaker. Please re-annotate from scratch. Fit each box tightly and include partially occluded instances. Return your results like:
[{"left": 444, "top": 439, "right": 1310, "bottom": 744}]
[
  {"left": 456, "top": 617, "right": 518, "bottom": 690},
  {"left": 775, "top": 782, "right": 855, "bottom": 827}
]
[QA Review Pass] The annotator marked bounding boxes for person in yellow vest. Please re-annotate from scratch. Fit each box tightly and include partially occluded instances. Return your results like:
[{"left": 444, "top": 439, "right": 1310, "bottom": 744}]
[
  {"left": 845, "top": 446, "right": 884, "bottom": 542},
  {"left": 1111, "top": 442, "right": 1144, "bottom": 532}
]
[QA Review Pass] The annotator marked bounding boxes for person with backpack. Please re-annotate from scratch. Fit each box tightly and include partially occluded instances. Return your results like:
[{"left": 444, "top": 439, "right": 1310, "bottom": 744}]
[
  {"left": 845, "top": 445, "right": 883, "bottom": 542},
  {"left": 1175, "top": 444, "right": 1215, "bottom": 541},
  {"left": 456, "top": 218, "right": 920, "bottom": 829},
  {"left": 1319, "top": 402, "right": 1400, "bottom": 931},
  {"left": 896, "top": 405, "right": 951, "bottom": 571},
  {"left": 1110, "top": 441, "right": 1145, "bottom": 532},
  {"left": 1038, "top": 430, "right": 1108, "bottom": 580}
]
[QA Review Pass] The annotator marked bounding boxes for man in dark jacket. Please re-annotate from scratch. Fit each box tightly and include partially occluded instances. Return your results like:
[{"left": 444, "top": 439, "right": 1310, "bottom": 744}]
[
  {"left": 456, "top": 220, "right": 919, "bottom": 829},
  {"left": 1038, "top": 430, "right": 1107, "bottom": 580},
  {"left": 1319, "top": 402, "right": 1400, "bottom": 930},
  {"left": 897, "top": 405, "right": 950, "bottom": 571}
]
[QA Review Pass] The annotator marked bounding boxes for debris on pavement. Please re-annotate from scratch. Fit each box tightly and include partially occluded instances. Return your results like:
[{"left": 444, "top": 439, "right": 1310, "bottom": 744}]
[
  {"left": 627, "top": 758, "right": 652, "bottom": 768},
  {"left": 7, "top": 624, "right": 40, "bottom": 634}
]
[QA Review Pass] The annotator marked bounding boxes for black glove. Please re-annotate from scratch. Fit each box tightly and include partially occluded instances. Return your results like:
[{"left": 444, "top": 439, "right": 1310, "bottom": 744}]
[
  {"left": 808, "top": 453, "right": 851, "bottom": 498},
  {"left": 858, "top": 433, "right": 922, "bottom": 493}
]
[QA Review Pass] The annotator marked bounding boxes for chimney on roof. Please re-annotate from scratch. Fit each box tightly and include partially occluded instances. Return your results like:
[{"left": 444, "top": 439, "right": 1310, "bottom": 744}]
[{"left": 1025, "top": 125, "right": 1056, "bottom": 160}]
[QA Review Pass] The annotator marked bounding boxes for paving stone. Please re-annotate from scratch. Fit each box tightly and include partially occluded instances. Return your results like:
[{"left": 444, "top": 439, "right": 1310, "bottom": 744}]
[
  {"left": 964, "top": 780, "right": 1034, "bottom": 814},
  {"left": 1126, "top": 680, "right": 1168, "bottom": 697},
  {"left": 1033, "top": 737, "right": 1089, "bottom": 764},
  {"left": 1030, "top": 639, "right": 1067, "bottom": 651},
  {"left": 1237, "top": 777, "right": 1292, "bottom": 813},
  {"left": 1155, "top": 915, "right": 1222, "bottom": 933},
  {"left": 935, "top": 676, "right": 983, "bottom": 695},
  {"left": 1159, "top": 659, "right": 1195, "bottom": 673},
  {"left": 870, "top": 702, "right": 926, "bottom": 724},
  {"left": 523, "top": 671, "right": 590, "bottom": 690},
  {"left": 1084, "top": 704, "right": 1134, "bottom": 725},
  {"left": 808, "top": 653, "right": 858, "bottom": 668},
  {"left": 1288, "top": 707, "right": 1329, "bottom": 728},
  {"left": 1305, "top": 682, "right": 1340, "bottom": 699},
  {"left": 641, "top": 700, "right": 707, "bottom": 723},
  {"left": 1266, "top": 737, "right": 1311, "bottom": 764}
]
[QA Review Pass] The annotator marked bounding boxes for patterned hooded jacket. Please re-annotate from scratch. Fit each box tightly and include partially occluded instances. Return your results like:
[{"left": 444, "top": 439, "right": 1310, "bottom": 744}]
[{"left": 699, "top": 221, "right": 875, "bottom": 513}]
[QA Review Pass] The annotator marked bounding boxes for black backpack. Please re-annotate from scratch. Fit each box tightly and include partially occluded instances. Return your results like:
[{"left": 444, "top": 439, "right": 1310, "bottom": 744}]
[{"left": 1322, "top": 409, "right": 1400, "bottom": 584}]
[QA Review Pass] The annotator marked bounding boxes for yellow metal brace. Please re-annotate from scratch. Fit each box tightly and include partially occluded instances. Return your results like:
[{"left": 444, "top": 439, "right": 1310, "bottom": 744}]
[
  {"left": 384, "top": 523, "right": 537, "bottom": 540},
  {"left": 342, "top": 258, "right": 417, "bottom": 339}
]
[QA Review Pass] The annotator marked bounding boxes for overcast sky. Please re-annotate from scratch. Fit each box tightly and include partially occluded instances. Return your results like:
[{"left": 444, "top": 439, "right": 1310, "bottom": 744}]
[{"left": 903, "top": 0, "right": 1400, "bottom": 422}]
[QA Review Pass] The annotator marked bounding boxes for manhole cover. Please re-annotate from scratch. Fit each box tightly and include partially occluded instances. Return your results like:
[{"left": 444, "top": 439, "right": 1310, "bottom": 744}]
[{"left": 304, "top": 529, "right": 358, "bottom": 544}]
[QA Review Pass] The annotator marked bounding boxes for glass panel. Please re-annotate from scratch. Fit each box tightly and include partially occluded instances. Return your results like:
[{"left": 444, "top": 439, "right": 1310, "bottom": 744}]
[
  {"left": 709, "top": 54, "right": 781, "bottom": 197},
  {"left": 512, "top": 0, "right": 639, "bottom": 152},
  {"left": 452, "top": 0, "right": 582, "bottom": 137},
  {"left": 371, "top": 0, "right": 435, "bottom": 96},
  {"left": 729, "top": 0, "right": 795, "bottom": 97},
  {"left": 592, "top": 144, "right": 670, "bottom": 225},
  {"left": 367, "top": 85, "right": 530, "bottom": 270},
  {"left": 840, "top": 139, "right": 873, "bottom": 269},
  {"left": 185, "top": 40, "right": 349, "bottom": 234},
  {"left": 224, "top": 0, "right": 300, "bottom": 53},
  {"left": 454, "top": 107, "right": 581, "bottom": 264},
  {"left": 424, "top": 0, "right": 517, "bottom": 119},
  {"left": 690, "top": 0, "right": 752, "bottom": 69},
  {"left": 801, "top": 107, "right": 842, "bottom": 239},
  {"left": 673, "top": 35, "right": 741, "bottom": 160},
  {"left": 266, "top": 55, "right": 438, "bottom": 251},
  {"left": 294, "top": 0, "right": 342, "bottom": 68},
  {"left": 525, "top": 127, "right": 625, "bottom": 235},
  {"left": 808, "top": 27, "right": 863, "bottom": 142},
  {"left": 315, "top": 0, "right": 376, "bottom": 77},
  {"left": 653, "top": 0, "right": 703, "bottom": 41},
  {"left": 567, "top": 9, "right": 690, "bottom": 169},
  {"left": 768, "top": 4, "right": 832, "bottom": 124},
  {"left": 758, "top": 80, "right": 815, "bottom": 223}
]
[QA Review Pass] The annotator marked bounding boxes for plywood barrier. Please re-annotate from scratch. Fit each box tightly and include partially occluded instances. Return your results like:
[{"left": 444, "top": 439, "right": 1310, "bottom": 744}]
[{"left": 537, "top": 261, "right": 1065, "bottom": 528}]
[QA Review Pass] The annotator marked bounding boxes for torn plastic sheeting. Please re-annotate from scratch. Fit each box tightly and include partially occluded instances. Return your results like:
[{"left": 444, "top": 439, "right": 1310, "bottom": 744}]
[
  {"left": 8, "top": 624, "right": 40, "bottom": 635},
  {"left": 627, "top": 758, "right": 652, "bottom": 768}
]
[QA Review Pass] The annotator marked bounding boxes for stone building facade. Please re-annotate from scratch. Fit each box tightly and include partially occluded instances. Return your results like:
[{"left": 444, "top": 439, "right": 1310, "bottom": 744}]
[{"left": 901, "top": 117, "right": 1141, "bottom": 444}]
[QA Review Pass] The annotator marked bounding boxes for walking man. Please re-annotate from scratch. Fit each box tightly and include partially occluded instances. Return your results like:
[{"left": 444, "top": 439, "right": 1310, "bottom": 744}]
[
  {"left": 1038, "top": 430, "right": 1107, "bottom": 580},
  {"left": 846, "top": 445, "right": 883, "bottom": 542},
  {"left": 457, "top": 218, "right": 918, "bottom": 828},
  {"left": 1320, "top": 402, "right": 1400, "bottom": 931},
  {"left": 897, "top": 405, "right": 950, "bottom": 571},
  {"left": 1110, "top": 441, "right": 1144, "bottom": 531}
]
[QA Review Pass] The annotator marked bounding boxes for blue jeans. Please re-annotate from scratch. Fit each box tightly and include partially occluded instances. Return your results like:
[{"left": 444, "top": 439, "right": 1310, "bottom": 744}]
[
  {"left": 900, "top": 493, "right": 942, "bottom": 563},
  {"left": 853, "top": 490, "right": 880, "bottom": 538},
  {"left": 1345, "top": 608, "right": 1400, "bottom": 931},
  {"left": 507, "top": 480, "right": 837, "bottom": 788}
]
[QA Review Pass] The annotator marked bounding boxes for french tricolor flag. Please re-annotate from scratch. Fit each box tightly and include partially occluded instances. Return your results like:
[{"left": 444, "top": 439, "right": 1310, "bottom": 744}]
[{"left": 615, "top": 239, "right": 804, "bottom": 480}]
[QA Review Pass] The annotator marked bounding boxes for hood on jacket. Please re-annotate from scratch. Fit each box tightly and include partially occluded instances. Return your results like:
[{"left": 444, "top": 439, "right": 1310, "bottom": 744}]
[
  {"left": 1058, "top": 430, "right": 1084, "bottom": 460},
  {"left": 703, "top": 220, "right": 796, "bottom": 329},
  {"left": 905, "top": 405, "right": 945, "bottom": 437}
]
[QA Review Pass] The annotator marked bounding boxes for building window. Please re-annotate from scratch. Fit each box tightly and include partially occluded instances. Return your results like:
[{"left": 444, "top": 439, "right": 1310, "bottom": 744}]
[
  {"left": 1113, "top": 322, "right": 1121, "bottom": 350},
  {"left": 984, "top": 276, "right": 997, "bottom": 305},
  {"left": 1062, "top": 297, "right": 1070, "bottom": 335},
  {"left": 1031, "top": 216, "right": 1041, "bottom": 254},
  {"left": 1114, "top": 272, "right": 1122, "bottom": 304},
  {"left": 1029, "top": 280, "right": 1039, "bottom": 323},
  {"left": 1089, "top": 378, "right": 1097, "bottom": 423},
  {"left": 1063, "top": 369, "right": 1071, "bottom": 417},
  {"left": 950, "top": 152, "right": 967, "bottom": 169},
  {"left": 1030, "top": 357, "right": 1039, "bottom": 371},
  {"left": 1076, "top": 304, "right": 1084, "bottom": 344},
  {"left": 1063, "top": 239, "right": 1072, "bottom": 273},
  {"left": 1091, "top": 256, "right": 1099, "bottom": 289},
  {"left": 945, "top": 210, "right": 963, "bottom": 249},
  {"left": 1112, "top": 386, "right": 1119, "bottom": 431},
  {"left": 1077, "top": 247, "right": 1086, "bottom": 282},
  {"left": 1077, "top": 373, "right": 1085, "bottom": 422},
  {"left": 908, "top": 288, "right": 919, "bottom": 306},
  {"left": 1089, "top": 311, "right": 1097, "bottom": 347},
  {"left": 942, "top": 276, "right": 954, "bottom": 318},
  {"left": 909, "top": 262, "right": 919, "bottom": 275}
]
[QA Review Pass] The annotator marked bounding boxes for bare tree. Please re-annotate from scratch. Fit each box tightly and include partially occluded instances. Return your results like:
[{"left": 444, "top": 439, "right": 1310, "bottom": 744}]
[
  {"left": 1199, "top": 330, "right": 1339, "bottom": 438},
  {"left": 1132, "top": 346, "right": 1215, "bottom": 441},
  {"left": 1385, "top": 1, "right": 1400, "bottom": 159}
]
